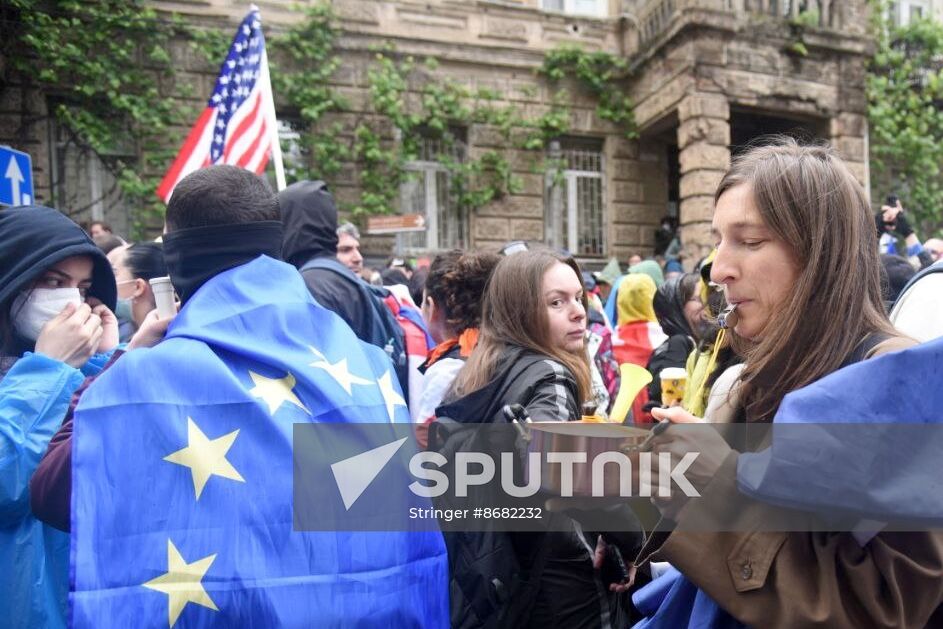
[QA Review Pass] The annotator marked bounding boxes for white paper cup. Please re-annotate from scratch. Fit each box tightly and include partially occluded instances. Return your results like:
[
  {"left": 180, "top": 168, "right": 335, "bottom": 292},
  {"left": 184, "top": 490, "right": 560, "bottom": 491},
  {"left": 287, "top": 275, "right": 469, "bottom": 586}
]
[{"left": 148, "top": 276, "right": 176, "bottom": 319}]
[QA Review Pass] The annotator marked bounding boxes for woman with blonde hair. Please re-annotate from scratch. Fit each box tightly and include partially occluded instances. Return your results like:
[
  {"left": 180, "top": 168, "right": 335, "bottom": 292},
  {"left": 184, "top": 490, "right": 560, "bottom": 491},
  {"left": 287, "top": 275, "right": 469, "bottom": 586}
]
[{"left": 633, "top": 138, "right": 943, "bottom": 627}]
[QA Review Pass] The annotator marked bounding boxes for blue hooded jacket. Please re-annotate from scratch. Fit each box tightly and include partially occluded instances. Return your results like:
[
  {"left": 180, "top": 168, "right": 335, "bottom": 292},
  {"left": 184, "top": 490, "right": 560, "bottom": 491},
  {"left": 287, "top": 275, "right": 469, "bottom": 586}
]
[{"left": 0, "top": 205, "right": 116, "bottom": 629}]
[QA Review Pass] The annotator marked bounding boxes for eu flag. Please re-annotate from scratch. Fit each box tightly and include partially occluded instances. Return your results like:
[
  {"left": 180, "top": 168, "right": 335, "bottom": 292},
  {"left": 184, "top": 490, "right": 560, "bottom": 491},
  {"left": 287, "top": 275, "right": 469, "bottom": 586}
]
[
  {"left": 738, "top": 336, "right": 943, "bottom": 523},
  {"left": 70, "top": 256, "right": 449, "bottom": 628}
]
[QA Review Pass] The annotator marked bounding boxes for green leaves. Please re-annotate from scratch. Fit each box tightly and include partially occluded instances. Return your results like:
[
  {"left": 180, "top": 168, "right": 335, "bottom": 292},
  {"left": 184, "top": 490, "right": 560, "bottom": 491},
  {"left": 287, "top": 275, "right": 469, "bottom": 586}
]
[
  {"left": 9, "top": 0, "right": 187, "bottom": 236},
  {"left": 7, "top": 1, "right": 640, "bottom": 233},
  {"left": 868, "top": 0, "right": 943, "bottom": 232},
  {"left": 539, "top": 44, "right": 637, "bottom": 138}
]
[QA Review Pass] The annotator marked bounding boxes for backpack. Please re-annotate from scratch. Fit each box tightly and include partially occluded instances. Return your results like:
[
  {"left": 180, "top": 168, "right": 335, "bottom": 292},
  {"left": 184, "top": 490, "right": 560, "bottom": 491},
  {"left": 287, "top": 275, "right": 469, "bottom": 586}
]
[
  {"left": 892, "top": 259, "right": 943, "bottom": 311},
  {"left": 300, "top": 257, "right": 410, "bottom": 403},
  {"left": 428, "top": 352, "right": 554, "bottom": 629},
  {"left": 382, "top": 293, "right": 431, "bottom": 421}
]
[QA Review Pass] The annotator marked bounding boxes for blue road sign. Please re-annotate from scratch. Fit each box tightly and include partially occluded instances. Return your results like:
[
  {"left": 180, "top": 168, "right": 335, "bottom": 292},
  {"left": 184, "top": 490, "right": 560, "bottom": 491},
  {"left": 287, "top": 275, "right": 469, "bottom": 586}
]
[{"left": 0, "top": 146, "right": 34, "bottom": 207}]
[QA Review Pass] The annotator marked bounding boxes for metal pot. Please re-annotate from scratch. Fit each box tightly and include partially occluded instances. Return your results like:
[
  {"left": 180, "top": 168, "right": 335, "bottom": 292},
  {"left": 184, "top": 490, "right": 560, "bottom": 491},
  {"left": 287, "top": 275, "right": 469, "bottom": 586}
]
[{"left": 520, "top": 420, "right": 652, "bottom": 497}]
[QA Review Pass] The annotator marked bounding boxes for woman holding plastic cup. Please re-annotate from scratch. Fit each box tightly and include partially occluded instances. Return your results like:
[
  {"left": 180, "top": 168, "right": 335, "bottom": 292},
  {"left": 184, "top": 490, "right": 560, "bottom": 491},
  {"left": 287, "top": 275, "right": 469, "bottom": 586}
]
[
  {"left": 108, "top": 241, "right": 168, "bottom": 334},
  {"left": 634, "top": 139, "right": 943, "bottom": 627}
]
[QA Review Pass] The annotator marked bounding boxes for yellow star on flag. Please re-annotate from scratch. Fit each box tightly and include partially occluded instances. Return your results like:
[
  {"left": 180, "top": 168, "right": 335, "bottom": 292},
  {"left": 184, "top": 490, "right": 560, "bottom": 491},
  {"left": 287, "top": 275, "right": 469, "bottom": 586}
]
[
  {"left": 164, "top": 417, "right": 245, "bottom": 500},
  {"left": 143, "top": 539, "right": 219, "bottom": 628},
  {"left": 248, "top": 370, "right": 310, "bottom": 415},
  {"left": 377, "top": 370, "right": 407, "bottom": 422}
]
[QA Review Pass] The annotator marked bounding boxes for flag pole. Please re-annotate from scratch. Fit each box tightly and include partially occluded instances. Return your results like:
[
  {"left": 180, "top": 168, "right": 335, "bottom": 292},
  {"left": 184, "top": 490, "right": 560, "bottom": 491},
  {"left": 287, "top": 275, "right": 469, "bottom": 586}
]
[{"left": 256, "top": 6, "right": 286, "bottom": 192}]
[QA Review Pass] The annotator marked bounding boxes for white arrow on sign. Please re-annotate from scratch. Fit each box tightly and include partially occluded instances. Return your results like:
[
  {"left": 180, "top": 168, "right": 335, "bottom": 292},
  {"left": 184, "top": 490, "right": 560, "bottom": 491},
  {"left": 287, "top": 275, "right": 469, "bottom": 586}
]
[{"left": 5, "top": 156, "right": 23, "bottom": 206}]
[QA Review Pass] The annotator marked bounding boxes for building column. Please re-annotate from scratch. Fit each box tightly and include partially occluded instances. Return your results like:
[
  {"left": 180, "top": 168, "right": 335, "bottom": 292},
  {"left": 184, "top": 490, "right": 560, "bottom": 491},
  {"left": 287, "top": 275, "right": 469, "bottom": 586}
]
[
  {"left": 830, "top": 112, "right": 870, "bottom": 201},
  {"left": 676, "top": 92, "right": 731, "bottom": 268}
]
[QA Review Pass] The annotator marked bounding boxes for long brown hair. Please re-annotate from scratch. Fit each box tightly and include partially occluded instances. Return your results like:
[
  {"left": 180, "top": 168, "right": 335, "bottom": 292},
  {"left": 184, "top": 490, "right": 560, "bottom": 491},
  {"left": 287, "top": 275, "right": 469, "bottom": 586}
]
[
  {"left": 716, "top": 138, "right": 897, "bottom": 422},
  {"left": 451, "top": 248, "right": 592, "bottom": 406}
]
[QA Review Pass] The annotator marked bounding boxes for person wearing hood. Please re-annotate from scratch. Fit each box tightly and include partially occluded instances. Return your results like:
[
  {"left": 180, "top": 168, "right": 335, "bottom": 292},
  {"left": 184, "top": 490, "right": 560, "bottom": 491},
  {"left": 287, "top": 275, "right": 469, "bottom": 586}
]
[
  {"left": 0, "top": 205, "right": 119, "bottom": 629},
  {"left": 279, "top": 181, "right": 374, "bottom": 340},
  {"left": 645, "top": 274, "right": 703, "bottom": 408},
  {"left": 603, "top": 259, "right": 664, "bottom": 325},
  {"left": 594, "top": 257, "right": 622, "bottom": 305},
  {"left": 278, "top": 181, "right": 413, "bottom": 400},
  {"left": 36, "top": 166, "right": 449, "bottom": 626},
  {"left": 628, "top": 259, "right": 665, "bottom": 289},
  {"left": 612, "top": 274, "right": 667, "bottom": 422}
]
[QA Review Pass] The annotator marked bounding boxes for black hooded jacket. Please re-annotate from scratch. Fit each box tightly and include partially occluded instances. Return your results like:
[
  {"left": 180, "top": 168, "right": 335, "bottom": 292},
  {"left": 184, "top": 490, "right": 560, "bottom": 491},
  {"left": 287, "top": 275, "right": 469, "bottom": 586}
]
[
  {"left": 647, "top": 276, "right": 695, "bottom": 405},
  {"left": 0, "top": 205, "right": 116, "bottom": 360},
  {"left": 436, "top": 345, "right": 580, "bottom": 425},
  {"left": 278, "top": 181, "right": 376, "bottom": 341}
]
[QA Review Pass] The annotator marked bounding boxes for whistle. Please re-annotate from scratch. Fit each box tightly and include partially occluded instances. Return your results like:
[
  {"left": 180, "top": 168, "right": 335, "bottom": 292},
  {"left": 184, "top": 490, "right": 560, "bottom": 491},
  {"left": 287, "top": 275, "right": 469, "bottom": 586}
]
[{"left": 717, "top": 303, "right": 739, "bottom": 330}]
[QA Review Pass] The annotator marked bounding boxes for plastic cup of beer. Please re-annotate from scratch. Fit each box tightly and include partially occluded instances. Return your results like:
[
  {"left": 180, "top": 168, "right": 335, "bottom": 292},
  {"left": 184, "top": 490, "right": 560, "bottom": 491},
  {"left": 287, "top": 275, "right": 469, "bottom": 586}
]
[{"left": 659, "top": 367, "right": 687, "bottom": 407}]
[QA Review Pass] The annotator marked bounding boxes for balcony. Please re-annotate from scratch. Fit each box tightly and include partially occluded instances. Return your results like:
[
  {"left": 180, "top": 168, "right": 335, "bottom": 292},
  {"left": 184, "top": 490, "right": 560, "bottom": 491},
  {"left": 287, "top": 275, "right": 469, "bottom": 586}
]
[{"left": 637, "top": 0, "right": 843, "bottom": 45}]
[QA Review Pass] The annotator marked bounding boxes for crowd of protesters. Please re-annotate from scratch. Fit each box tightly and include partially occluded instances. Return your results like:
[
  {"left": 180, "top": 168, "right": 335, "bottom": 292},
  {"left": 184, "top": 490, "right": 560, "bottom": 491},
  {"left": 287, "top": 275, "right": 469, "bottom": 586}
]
[{"left": 2, "top": 136, "right": 943, "bottom": 628}]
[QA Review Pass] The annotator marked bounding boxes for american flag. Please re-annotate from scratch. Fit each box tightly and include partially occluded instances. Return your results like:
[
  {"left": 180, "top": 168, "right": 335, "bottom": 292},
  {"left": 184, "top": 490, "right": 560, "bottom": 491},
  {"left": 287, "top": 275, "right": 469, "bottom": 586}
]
[{"left": 157, "top": 8, "right": 280, "bottom": 202}]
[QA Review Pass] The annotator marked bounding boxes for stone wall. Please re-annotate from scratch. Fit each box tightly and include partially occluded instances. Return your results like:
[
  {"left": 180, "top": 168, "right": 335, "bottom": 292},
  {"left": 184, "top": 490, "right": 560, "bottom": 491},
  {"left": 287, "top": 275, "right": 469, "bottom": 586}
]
[
  {"left": 1, "top": 0, "right": 874, "bottom": 261},
  {"left": 624, "top": 2, "right": 873, "bottom": 264}
]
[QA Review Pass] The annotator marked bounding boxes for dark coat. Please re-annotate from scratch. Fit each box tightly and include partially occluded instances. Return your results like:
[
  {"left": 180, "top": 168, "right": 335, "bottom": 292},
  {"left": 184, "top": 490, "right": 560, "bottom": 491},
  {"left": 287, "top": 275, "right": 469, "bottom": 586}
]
[
  {"left": 434, "top": 346, "right": 640, "bottom": 629},
  {"left": 278, "top": 181, "right": 375, "bottom": 341}
]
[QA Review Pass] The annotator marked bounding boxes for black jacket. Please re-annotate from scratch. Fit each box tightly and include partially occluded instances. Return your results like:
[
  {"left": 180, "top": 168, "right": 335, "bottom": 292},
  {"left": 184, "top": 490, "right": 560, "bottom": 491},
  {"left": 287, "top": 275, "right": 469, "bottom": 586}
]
[
  {"left": 437, "top": 346, "right": 580, "bottom": 424},
  {"left": 434, "top": 346, "right": 638, "bottom": 629},
  {"left": 647, "top": 276, "right": 696, "bottom": 405},
  {"left": 0, "top": 205, "right": 116, "bottom": 358},
  {"left": 278, "top": 181, "right": 376, "bottom": 341}
]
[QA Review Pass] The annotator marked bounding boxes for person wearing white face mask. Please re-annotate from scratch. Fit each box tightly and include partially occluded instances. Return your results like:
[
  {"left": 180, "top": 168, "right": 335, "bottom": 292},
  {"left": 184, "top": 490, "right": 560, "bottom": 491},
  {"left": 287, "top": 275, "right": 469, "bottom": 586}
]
[
  {"left": 107, "top": 242, "right": 167, "bottom": 340},
  {"left": 0, "top": 205, "right": 119, "bottom": 629}
]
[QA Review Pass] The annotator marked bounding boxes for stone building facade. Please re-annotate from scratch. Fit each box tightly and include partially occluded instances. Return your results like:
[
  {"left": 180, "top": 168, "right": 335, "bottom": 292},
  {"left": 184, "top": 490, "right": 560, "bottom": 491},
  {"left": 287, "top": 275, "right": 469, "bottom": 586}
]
[
  {"left": 1, "top": 0, "right": 873, "bottom": 267},
  {"left": 888, "top": 0, "right": 943, "bottom": 25}
]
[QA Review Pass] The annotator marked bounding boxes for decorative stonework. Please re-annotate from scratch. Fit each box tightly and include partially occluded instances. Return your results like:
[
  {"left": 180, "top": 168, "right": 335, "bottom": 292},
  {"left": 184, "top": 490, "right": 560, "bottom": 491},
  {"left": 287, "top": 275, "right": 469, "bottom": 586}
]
[
  {"left": 335, "top": 1, "right": 381, "bottom": 25},
  {"left": 482, "top": 17, "right": 529, "bottom": 42}
]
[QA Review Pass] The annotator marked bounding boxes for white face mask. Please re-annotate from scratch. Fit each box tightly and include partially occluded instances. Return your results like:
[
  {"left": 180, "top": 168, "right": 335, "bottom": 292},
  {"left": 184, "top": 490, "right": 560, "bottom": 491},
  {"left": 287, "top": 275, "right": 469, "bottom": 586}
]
[{"left": 11, "top": 287, "right": 83, "bottom": 342}]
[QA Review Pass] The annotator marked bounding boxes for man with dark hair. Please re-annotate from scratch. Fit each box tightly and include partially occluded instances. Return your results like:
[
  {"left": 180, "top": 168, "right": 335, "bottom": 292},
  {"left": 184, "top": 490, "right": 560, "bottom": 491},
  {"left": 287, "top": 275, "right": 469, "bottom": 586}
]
[
  {"left": 34, "top": 165, "right": 448, "bottom": 627},
  {"left": 163, "top": 164, "right": 279, "bottom": 231},
  {"left": 86, "top": 221, "right": 113, "bottom": 239},
  {"left": 880, "top": 253, "right": 916, "bottom": 305}
]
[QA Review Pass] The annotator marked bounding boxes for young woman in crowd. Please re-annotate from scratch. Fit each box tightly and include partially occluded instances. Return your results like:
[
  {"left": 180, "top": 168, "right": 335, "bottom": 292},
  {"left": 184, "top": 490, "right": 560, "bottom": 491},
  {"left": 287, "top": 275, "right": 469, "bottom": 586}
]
[
  {"left": 638, "top": 139, "right": 943, "bottom": 627},
  {"left": 108, "top": 242, "right": 167, "bottom": 338},
  {"left": 416, "top": 249, "right": 500, "bottom": 445},
  {"left": 645, "top": 273, "right": 702, "bottom": 408},
  {"left": 0, "top": 205, "right": 119, "bottom": 629},
  {"left": 436, "top": 248, "right": 640, "bottom": 628}
]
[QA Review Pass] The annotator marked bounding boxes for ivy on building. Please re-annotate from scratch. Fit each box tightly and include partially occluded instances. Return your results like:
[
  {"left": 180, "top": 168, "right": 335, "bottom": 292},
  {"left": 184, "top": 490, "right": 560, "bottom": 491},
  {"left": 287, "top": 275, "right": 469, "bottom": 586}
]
[
  {"left": 784, "top": 8, "right": 821, "bottom": 57},
  {"left": 868, "top": 0, "right": 943, "bottom": 232},
  {"left": 3, "top": 1, "right": 639, "bottom": 233},
  {"left": 3, "top": 0, "right": 192, "bottom": 236},
  {"left": 538, "top": 44, "right": 638, "bottom": 138}
]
